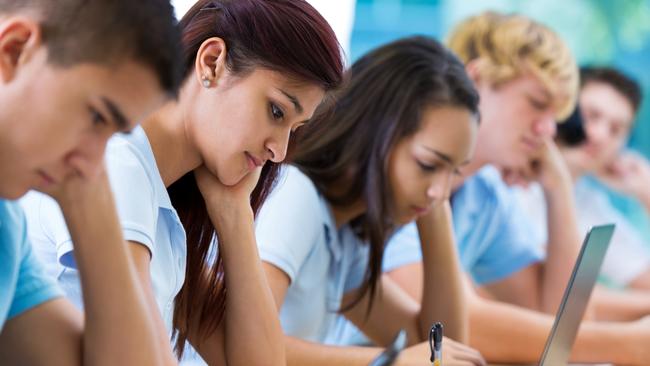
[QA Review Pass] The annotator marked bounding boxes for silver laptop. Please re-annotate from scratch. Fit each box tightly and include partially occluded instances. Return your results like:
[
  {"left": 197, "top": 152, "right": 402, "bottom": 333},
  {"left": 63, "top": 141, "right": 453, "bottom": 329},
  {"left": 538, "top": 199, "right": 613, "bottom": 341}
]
[
  {"left": 538, "top": 224, "right": 614, "bottom": 365},
  {"left": 491, "top": 224, "right": 615, "bottom": 366}
]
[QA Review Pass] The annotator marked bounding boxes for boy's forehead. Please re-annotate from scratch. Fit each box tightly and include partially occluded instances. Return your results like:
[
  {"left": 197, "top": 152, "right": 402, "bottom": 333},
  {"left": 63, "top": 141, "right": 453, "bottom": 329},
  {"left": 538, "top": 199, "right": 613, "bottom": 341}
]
[
  {"left": 0, "top": 5, "right": 43, "bottom": 19},
  {"left": 518, "top": 59, "right": 578, "bottom": 120}
]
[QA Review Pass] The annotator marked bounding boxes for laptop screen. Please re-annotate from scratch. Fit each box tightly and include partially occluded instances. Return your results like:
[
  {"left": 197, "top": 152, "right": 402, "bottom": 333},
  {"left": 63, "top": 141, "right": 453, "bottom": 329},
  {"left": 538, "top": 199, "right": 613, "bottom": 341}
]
[{"left": 539, "top": 224, "right": 615, "bottom": 365}]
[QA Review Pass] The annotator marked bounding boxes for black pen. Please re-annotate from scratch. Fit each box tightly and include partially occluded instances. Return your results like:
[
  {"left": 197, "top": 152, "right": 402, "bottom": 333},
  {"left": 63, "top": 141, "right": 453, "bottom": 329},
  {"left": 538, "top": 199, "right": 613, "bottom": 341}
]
[{"left": 429, "top": 322, "right": 443, "bottom": 366}]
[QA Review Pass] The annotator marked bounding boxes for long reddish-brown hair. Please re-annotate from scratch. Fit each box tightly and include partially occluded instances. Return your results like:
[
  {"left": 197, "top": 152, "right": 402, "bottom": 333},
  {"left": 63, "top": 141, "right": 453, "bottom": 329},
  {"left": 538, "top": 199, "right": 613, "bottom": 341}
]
[{"left": 167, "top": 0, "right": 343, "bottom": 358}]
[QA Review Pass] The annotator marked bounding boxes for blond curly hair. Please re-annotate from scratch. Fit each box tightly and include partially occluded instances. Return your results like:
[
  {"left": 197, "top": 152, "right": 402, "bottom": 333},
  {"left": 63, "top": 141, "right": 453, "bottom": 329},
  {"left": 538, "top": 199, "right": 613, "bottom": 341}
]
[{"left": 447, "top": 11, "right": 578, "bottom": 120}]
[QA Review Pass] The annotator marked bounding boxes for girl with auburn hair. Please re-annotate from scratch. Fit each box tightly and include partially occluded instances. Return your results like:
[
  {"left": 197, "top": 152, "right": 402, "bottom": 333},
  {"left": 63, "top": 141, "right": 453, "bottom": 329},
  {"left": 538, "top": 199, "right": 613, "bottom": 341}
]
[
  {"left": 21, "top": 0, "right": 343, "bottom": 364},
  {"left": 255, "top": 36, "right": 485, "bottom": 365}
]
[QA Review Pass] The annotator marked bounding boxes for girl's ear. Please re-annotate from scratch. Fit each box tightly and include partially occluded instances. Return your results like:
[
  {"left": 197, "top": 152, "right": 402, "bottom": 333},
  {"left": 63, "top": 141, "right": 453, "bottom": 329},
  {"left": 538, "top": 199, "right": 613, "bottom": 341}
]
[{"left": 194, "top": 36, "right": 227, "bottom": 88}]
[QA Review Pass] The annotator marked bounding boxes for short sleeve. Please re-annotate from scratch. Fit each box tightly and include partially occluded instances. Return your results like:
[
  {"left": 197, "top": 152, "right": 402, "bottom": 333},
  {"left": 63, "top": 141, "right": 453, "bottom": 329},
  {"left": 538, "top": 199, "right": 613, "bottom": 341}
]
[
  {"left": 255, "top": 166, "right": 325, "bottom": 283},
  {"left": 21, "top": 191, "right": 72, "bottom": 270},
  {"left": 382, "top": 223, "right": 423, "bottom": 272},
  {"left": 104, "top": 139, "right": 158, "bottom": 253},
  {"left": 37, "top": 138, "right": 158, "bottom": 269},
  {"left": 574, "top": 180, "right": 650, "bottom": 285},
  {"left": 471, "top": 188, "right": 544, "bottom": 285},
  {"left": 599, "top": 214, "right": 650, "bottom": 285},
  {"left": 8, "top": 206, "right": 62, "bottom": 319}
]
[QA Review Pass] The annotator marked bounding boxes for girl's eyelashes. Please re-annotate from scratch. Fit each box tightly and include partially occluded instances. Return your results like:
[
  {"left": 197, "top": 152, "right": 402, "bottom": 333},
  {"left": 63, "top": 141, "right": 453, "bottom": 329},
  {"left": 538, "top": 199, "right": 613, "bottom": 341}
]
[
  {"left": 270, "top": 102, "right": 285, "bottom": 121},
  {"left": 417, "top": 160, "right": 439, "bottom": 172},
  {"left": 417, "top": 159, "right": 463, "bottom": 175}
]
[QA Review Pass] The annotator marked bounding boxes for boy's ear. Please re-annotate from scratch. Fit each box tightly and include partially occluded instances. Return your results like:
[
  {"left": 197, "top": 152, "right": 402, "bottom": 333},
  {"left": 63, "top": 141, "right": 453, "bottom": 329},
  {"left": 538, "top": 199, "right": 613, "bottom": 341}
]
[
  {"left": 0, "top": 16, "right": 42, "bottom": 83},
  {"left": 465, "top": 58, "right": 484, "bottom": 87}
]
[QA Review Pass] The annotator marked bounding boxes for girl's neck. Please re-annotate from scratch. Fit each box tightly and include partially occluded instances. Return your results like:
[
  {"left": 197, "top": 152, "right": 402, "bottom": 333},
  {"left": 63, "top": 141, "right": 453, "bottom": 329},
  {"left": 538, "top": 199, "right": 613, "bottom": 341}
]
[
  {"left": 324, "top": 175, "right": 367, "bottom": 229},
  {"left": 142, "top": 83, "right": 203, "bottom": 187},
  {"left": 330, "top": 200, "right": 366, "bottom": 229}
]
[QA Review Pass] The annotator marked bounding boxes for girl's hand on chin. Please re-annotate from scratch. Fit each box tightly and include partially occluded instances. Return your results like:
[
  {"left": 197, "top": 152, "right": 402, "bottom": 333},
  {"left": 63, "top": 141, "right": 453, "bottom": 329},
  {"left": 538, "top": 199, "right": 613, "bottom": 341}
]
[{"left": 194, "top": 165, "right": 262, "bottom": 218}]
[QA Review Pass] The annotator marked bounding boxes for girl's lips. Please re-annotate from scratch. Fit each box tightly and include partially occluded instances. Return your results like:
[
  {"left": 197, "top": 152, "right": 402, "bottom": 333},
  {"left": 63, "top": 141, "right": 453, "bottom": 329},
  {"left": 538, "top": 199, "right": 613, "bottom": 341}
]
[
  {"left": 412, "top": 205, "right": 431, "bottom": 216},
  {"left": 245, "top": 152, "right": 264, "bottom": 170},
  {"left": 245, "top": 154, "right": 257, "bottom": 171}
]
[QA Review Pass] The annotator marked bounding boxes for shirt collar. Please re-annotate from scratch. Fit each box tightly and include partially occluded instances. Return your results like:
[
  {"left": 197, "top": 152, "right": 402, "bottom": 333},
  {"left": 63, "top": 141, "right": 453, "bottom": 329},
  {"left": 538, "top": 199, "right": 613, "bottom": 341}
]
[
  {"left": 127, "top": 126, "right": 174, "bottom": 211},
  {"left": 320, "top": 195, "right": 343, "bottom": 263}
]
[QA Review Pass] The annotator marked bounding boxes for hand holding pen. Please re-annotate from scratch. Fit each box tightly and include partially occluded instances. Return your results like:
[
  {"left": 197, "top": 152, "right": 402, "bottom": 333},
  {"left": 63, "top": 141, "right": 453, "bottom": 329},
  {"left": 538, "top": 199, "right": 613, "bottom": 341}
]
[
  {"left": 429, "top": 322, "right": 443, "bottom": 366},
  {"left": 378, "top": 323, "right": 484, "bottom": 366}
]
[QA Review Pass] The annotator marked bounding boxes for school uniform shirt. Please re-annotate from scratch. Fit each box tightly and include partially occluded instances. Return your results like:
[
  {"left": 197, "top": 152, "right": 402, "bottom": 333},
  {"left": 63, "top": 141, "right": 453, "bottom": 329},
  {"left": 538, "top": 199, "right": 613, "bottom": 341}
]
[
  {"left": 0, "top": 199, "right": 61, "bottom": 331},
  {"left": 336, "top": 165, "right": 545, "bottom": 347},
  {"left": 20, "top": 126, "right": 186, "bottom": 331},
  {"left": 514, "top": 177, "right": 650, "bottom": 287},
  {"left": 255, "top": 165, "right": 369, "bottom": 344},
  {"left": 384, "top": 165, "right": 544, "bottom": 284}
]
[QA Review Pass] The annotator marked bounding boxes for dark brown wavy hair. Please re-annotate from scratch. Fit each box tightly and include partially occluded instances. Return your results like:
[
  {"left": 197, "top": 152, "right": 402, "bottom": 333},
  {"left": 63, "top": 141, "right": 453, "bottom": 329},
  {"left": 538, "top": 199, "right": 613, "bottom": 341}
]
[
  {"left": 289, "top": 36, "right": 479, "bottom": 314},
  {"left": 0, "top": 0, "right": 183, "bottom": 97},
  {"left": 167, "top": 0, "right": 343, "bottom": 357}
]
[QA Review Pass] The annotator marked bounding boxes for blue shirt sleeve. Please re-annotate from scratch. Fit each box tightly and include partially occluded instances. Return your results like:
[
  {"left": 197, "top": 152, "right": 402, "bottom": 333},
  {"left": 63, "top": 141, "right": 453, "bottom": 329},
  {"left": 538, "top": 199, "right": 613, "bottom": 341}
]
[
  {"left": 470, "top": 184, "right": 544, "bottom": 285},
  {"left": 382, "top": 223, "right": 422, "bottom": 272},
  {"left": 7, "top": 203, "right": 61, "bottom": 320},
  {"left": 382, "top": 166, "right": 544, "bottom": 285},
  {"left": 255, "top": 166, "right": 325, "bottom": 284}
]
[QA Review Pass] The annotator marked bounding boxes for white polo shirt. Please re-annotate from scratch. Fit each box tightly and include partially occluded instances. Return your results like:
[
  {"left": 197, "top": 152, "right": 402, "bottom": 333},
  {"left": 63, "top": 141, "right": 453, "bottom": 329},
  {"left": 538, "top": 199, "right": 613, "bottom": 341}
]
[
  {"left": 514, "top": 177, "right": 650, "bottom": 287},
  {"left": 255, "top": 165, "right": 369, "bottom": 344},
  {"left": 20, "top": 126, "right": 187, "bottom": 331}
]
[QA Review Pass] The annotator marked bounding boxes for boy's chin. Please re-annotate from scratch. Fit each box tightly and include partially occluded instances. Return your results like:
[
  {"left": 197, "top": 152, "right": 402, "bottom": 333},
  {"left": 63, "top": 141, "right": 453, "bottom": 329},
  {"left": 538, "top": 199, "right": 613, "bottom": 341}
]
[{"left": 0, "top": 184, "right": 30, "bottom": 200}]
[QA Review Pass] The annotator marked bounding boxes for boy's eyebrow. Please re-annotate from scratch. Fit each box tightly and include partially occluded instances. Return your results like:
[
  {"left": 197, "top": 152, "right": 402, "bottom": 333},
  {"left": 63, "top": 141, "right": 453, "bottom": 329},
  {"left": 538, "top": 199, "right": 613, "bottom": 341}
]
[{"left": 101, "top": 97, "right": 131, "bottom": 132}]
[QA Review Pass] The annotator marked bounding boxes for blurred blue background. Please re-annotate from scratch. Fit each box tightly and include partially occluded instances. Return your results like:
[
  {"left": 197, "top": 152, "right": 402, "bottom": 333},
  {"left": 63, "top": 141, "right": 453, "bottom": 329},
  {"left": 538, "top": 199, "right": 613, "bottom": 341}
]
[
  {"left": 349, "top": 0, "right": 650, "bottom": 234},
  {"left": 350, "top": 0, "right": 650, "bottom": 154}
]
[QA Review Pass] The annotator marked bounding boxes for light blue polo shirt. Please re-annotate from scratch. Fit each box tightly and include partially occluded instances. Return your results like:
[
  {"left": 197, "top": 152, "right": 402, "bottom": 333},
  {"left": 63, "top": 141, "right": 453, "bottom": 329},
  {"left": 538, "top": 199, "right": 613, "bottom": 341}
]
[
  {"left": 255, "top": 165, "right": 369, "bottom": 344},
  {"left": 336, "top": 165, "right": 545, "bottom": 347},
  {"left": 383, "top": 165, "right": 544, "bottom": 285},
  {"left": 1, "top": 199, "right": 61, "bottom": 331},
  {"left": 20, "top": 126, "right": 187, "bottom": 331},
  {"left": 514, "top": 177, "right": 650, "bottom": 287}
]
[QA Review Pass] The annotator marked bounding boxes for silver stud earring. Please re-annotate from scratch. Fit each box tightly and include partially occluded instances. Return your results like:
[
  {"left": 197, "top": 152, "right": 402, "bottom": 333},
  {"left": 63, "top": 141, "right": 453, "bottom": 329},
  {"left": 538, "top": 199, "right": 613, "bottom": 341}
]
[{"left": 202, "top": 77, "right": 211, "bottom": 88}]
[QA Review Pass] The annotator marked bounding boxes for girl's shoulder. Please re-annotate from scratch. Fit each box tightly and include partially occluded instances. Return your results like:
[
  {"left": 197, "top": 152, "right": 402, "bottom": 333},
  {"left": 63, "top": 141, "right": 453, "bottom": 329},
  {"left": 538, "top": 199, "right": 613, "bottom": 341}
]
[
  {"left": 104, "top": 127, "right": 162, "bottom": 199},
  {"left": 258, "top": 165, "right": 330, "bottom": 236},
  {"left": 267, "top": 165, "right": 322, "bottom": 207}
]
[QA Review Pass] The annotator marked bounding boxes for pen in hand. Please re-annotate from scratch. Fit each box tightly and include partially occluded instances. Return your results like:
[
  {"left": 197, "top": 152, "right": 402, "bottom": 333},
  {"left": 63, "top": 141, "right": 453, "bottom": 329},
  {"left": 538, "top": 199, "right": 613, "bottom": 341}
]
[{"left": 429, "top": 322, "right": 443, "bottom": 366}]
